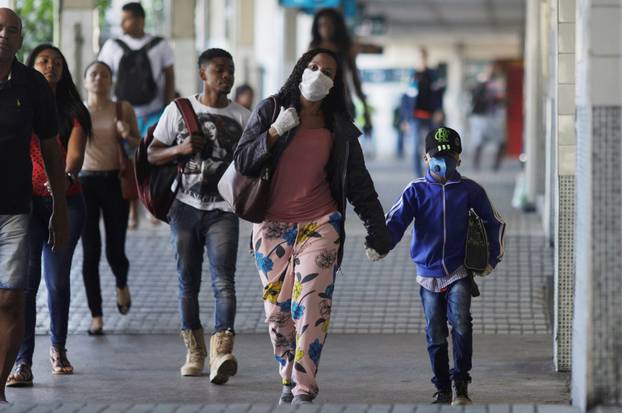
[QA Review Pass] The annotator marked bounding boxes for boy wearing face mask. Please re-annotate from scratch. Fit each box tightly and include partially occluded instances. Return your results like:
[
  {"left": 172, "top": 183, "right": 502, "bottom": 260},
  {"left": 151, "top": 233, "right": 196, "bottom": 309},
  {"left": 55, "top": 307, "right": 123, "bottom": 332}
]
[{"left": 384, "top": 127, "right": 506, "bottom": 406}]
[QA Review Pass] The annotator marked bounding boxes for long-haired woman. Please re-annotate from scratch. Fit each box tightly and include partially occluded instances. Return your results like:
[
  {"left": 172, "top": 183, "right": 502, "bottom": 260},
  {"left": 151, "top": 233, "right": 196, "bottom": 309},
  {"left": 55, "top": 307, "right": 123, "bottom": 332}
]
[
  {"left": 234, "top": 48, "right": 391, "bottom": 405},
  {"left": 309, "top": 8, "right": 372, "bottom": 130},
  {"left": 80, "top": 61, "right": 140, "bottom": 335},
  {"left": 7, "top": 44, "right": 91, "bottom": 386}
]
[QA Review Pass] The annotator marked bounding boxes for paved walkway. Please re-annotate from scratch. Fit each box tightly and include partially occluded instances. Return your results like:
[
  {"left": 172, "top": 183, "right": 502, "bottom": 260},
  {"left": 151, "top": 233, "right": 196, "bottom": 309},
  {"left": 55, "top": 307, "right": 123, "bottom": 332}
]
[
  {"left": 33, "top": 159, "right": 551, "bottom": 336},
  {"left": 5, "top": 157, "right": 572, "bottom": 409}
]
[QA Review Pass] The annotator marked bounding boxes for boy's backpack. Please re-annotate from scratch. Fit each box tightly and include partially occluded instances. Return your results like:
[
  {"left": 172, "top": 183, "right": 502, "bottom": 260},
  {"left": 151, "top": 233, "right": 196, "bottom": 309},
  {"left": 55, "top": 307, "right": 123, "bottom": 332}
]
[
  {"left": 114, "top": 37, "right": 162, "bottom": 106},
  {"left": 134, "top": 98, "right": 201, "bottom": 223}
]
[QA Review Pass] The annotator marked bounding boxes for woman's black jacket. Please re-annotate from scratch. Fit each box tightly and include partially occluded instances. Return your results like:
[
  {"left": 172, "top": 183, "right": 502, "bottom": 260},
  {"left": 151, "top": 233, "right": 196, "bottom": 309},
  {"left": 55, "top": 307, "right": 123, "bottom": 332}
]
[{"left": 233, "top": 97, "right": 392, "bottom": 266}]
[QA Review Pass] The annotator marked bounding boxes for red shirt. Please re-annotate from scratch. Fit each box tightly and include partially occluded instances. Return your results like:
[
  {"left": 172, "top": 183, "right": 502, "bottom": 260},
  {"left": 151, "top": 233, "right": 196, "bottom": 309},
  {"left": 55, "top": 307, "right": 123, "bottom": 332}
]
[{"left": 31, "top": 119, "right": 82, "bottom": 197}]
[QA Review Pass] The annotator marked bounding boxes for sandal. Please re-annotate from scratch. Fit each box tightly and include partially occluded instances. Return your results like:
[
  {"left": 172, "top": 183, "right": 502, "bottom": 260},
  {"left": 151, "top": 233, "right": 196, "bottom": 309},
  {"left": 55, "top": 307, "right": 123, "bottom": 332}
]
[
  {"left": 116, "top": 286, "right": 131, "bottom": 315},
  {"left": 87, "top": 316, "right": 104, "bottom": 336},
  {"left": 6, "top": 363, "right": 33, "bottom": 387},
  {"left": 49, "top": 347, "right": 73, "bottom": 375}
]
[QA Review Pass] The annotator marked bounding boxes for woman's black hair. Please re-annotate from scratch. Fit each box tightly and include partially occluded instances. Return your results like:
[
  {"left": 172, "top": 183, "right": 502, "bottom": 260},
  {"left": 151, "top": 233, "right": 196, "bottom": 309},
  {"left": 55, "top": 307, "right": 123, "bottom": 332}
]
[
  {"left": 276, "top": 48, "right": 350, "bottom": 129},
  {"left": 27, "top": 44, "right": 92, "bottom": 147},
  {"left": 83, "top": 60, "right": 113, "bottom": 78},
  {"left": 310, "top": 8, "right": 352, "bottom": 57}
]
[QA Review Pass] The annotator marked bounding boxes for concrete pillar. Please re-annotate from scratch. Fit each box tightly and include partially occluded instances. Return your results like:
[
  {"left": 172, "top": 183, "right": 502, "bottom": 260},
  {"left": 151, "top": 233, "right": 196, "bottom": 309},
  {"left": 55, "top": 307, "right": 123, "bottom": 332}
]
[
  {"left": 60, "top": 0, "right": 97, "bottom": 93},
  {"left": 572, "top": 0, "right": 622, "bottom": 409},
  {"left": 552, "top": 0, "right": 577, "bottom": 373},
  {"left": 0, "top": 0, "right": 15, "bottom": 9},
  {"left": 524, "top": 0, "right": 546, "bottom": 208},
  {"left": 170, "top": 0, "right": 197, "bottom": 97},
  {"left": 254, "top": 0, "right": 298, "bottom": 98}
]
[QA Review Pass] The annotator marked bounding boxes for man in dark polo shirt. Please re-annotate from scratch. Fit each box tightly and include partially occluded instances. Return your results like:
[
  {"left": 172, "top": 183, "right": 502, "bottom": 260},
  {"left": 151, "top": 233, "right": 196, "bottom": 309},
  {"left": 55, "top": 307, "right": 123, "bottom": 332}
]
[{"left": 0, "top": 8, "right": 69, "bottom": 402}]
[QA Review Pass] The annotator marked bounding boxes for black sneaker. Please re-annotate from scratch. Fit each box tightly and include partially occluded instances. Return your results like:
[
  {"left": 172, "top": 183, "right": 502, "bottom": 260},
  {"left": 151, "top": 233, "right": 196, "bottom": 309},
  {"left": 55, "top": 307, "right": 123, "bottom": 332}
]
[
  {"left": 432, "top": 389, "right": 452, "bottom": 404},
  {"left": 452, "top": 381, "right": 472, "bottom": 405},
  {"left": 278, "top": 384, "right": 294, "bottom": 405},
  {"left": 291, "top": 393, "right": 313, "bottom": 405}
]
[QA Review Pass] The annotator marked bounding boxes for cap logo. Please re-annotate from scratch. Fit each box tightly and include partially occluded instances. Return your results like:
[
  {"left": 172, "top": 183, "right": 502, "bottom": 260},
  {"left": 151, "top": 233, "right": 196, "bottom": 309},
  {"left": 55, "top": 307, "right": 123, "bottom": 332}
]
[{"left": 435, "top": 128, "right": 450, "bottom": 143}]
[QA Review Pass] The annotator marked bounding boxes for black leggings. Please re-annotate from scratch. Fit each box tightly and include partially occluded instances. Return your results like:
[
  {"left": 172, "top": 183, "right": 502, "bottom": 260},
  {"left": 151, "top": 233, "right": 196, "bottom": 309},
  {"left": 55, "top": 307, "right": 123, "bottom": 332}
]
[{"left": 79, "top": 173, "right": 130, "bottom": 317}]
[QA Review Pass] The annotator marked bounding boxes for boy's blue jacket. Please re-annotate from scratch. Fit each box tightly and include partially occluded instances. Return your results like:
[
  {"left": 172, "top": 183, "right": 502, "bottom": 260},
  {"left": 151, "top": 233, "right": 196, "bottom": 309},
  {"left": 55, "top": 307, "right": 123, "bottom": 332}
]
[{"left": 385, "top": 170, "right": 506, "bottom": 278}]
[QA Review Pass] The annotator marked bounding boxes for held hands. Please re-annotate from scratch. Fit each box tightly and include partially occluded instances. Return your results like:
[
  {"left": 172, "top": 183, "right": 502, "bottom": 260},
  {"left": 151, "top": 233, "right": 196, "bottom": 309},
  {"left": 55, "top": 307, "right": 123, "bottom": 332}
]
[
  {"left": 271, "top": 106, "right": 300, "bottom": 136},
  {"left": 116, "top": 120, "right": 131, "bottom": 140},
  {"left": 365, "top": 247, "right": 387, "bottom": 262}
]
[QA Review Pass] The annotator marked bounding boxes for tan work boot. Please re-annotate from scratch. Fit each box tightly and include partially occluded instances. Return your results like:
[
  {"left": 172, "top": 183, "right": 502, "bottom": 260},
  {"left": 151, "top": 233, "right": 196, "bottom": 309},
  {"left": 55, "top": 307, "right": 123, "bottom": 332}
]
[
  {"left": 209, "top": 330, "right": 238, "bottom": 384},
  {"left": 180, "top": 328, "right": 207, "bottom": 376}
]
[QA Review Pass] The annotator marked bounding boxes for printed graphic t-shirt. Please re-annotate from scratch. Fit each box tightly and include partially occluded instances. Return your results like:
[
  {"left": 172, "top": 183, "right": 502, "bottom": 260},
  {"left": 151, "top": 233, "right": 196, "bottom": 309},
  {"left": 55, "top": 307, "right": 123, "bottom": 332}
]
[{"left": 153, "top": 95, "right": 250, "bottom": 212}]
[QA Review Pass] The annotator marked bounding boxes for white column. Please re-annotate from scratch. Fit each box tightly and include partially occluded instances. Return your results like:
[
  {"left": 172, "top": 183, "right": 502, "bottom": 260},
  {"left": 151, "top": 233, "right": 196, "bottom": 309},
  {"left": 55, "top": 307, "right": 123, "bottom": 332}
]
[
  {"left": 572, "top": 0, "right": 622, "bottom": 409},
  {"left": 524, "top": 0, "right": 544, "bottom": 208},
  {"left": 553, "top": 0, "right": 577, "bottom": 373},
  {"left": 254, "top": 0, "right": 298, "bottom": 98},
  {"left": 60, "top": 0, "right": 97, "bottom": 94},
  {"left": 170, "top": 0, "right": 197, "bottom": 97},
  {"left": 0, "top": 0, "right": 15, "bottom": 8}
]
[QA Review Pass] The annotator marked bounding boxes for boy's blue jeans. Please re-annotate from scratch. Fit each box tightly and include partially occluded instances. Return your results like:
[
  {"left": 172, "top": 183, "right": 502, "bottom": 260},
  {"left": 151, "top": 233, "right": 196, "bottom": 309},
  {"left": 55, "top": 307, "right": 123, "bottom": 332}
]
[
  {"left": 169, "top": 200, "right": 239, "bottom": 332},
  {"left": 420, "top": 277, "right": 473, "bottom": 391}
]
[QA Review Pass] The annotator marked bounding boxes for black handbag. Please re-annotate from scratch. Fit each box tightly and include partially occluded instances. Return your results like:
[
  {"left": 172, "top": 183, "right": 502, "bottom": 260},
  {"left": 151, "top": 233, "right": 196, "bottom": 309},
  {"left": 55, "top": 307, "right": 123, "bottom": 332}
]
[
  {"left": 218, "top": 97, "right": 286, "bottom": 223},
  {"left": 464, "top": 208, "right": 489, "bottom": 298},
  {"left": 464, "top": 208, "right": 489, "bottom": 273}
]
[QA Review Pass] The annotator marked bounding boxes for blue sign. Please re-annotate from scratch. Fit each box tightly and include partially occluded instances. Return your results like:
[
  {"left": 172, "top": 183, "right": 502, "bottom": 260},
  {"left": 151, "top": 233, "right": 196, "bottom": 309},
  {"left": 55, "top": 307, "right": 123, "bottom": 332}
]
[{"left": 280, "top": 0, "right": 340, "bottom": 9}]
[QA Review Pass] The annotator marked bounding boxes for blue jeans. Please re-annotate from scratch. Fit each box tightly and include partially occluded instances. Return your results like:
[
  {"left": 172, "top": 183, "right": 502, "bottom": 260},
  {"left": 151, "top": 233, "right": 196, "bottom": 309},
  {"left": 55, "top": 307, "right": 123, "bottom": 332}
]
[
  {"left": 420, "top": 277, "right": 473, "bottom": 390},
  {"left": 413, "top": 118, "right": 432, "bottom": 177},
  {"left": 17, "top": 194, "right": 85, "bottom": 364},
  {"left": 169, "top": 200, "right": 239, "bottom": 332}
]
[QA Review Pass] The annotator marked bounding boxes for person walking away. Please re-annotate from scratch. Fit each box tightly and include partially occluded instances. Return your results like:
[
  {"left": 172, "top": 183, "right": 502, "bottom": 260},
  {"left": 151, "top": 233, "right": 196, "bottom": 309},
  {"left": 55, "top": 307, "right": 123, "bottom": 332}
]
[
  {"left": 384, "top": 127, "right": 506, "bottom": 405},
  {"left": 148, "top": 48, "right": 250, "bottom": 384},
  {"left": 98, "top": 2, "right": 176, "bottom": 228},
  {"left": 6, "top": 44, "right": 91, "bottom": 387},
  {"left": 309, "top": 8, "right": 373, "bottom": 130},
  {"left": 81, "top": 61, "right": 140, "bottom": 336},
  {"left": 397, "top": 83, "right": 417, "bottom": 159},
  {"left": 471, "top": 63, "right": 507, "bottom": 171},
  {"left": 412, "top": 47, "right": 444, "bottom": 176},
  {"left": 0, "top": 8, "right": 69, "bottom": 403},
  {"left": 234, "top": 84, "right": 254, "bottom": 110},
  {"left": 234, "top": 48, "right": 391, "bottom": 405}
]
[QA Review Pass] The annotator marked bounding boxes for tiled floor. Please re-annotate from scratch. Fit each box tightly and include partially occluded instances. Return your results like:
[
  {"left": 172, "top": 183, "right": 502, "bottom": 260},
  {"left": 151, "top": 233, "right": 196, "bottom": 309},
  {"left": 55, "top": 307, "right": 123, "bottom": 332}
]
[{"left": 33, "top": 159, "right": 552, "bottom": 336}]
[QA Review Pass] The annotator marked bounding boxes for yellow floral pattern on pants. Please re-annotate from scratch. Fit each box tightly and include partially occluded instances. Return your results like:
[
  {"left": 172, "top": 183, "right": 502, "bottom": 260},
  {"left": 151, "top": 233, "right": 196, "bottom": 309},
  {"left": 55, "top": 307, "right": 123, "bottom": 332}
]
[{"left": 252, "top": 212, "right": 342, "bottom": 399}]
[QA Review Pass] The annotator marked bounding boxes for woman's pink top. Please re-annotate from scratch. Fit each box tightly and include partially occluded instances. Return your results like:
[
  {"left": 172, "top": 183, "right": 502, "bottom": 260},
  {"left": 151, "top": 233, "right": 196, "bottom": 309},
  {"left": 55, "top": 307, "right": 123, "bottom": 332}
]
[{"left": 265, "top": 128, "right": 337, "bottom": 222}]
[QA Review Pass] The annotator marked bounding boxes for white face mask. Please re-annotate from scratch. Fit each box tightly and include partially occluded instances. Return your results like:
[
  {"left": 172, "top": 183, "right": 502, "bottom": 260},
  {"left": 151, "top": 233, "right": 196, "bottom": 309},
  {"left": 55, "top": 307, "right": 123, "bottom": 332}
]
[{"left": 299, "top": 68, "right": 334, "bottom": 102}]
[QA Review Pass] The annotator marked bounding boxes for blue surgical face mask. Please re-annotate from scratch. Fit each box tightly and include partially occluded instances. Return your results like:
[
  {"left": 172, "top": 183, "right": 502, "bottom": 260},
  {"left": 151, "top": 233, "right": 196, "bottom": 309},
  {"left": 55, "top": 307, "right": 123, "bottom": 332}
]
[{"left": 429, "top": 155, "right": 458, "bottom": 179}]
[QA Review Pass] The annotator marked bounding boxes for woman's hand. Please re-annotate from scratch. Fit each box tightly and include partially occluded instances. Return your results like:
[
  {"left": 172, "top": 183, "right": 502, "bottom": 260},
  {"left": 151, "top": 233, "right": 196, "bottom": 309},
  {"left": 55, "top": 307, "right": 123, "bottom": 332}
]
[
  {"left": 116, "top": 120, "right": 131, "bottom": 140},
  {"left": 271, "top": 106, "right": 300, "bottom": 137}
]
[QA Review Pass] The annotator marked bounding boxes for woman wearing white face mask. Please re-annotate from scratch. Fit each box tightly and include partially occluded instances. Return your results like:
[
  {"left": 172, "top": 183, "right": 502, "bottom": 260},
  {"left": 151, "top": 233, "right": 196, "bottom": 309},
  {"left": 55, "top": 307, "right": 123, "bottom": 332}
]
[{"left": 234, "top": 49, "right": 391, "bottom": 405}]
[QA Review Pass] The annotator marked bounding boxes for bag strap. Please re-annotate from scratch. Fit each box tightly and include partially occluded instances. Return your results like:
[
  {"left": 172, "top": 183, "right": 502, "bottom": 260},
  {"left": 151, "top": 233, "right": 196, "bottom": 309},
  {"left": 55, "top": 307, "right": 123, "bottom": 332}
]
[
  {"left": 174, "top": 98, "right": 203, "bottom": 138},
  {"left": 142, "top": 36, "right": 162, "bottom": 52},
  {"left": 265, "top": 96, "right": 295, "bottom": 177},
  {"left": 114, "top": 39, "right": 132, "bottom": 54},
  {"left": 115, "top": 101, "right": 129, "bottom": 168}
]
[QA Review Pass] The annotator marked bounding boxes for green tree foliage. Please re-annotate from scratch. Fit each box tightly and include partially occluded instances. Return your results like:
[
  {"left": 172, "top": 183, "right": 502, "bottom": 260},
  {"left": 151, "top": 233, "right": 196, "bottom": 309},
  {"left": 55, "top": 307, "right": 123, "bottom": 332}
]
[{"left": 15, "top": 0, "right": 54, "bottom": 62}]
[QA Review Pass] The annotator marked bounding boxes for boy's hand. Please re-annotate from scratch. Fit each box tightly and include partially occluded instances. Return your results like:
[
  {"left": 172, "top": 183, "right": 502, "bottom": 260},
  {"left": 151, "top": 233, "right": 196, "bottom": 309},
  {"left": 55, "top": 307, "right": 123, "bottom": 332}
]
[
  {"left": 481, "top": 264, "right": 493, "bottom": 276},
  {"left": 365, "top": 248, "right": 387, "bottom": 262}
]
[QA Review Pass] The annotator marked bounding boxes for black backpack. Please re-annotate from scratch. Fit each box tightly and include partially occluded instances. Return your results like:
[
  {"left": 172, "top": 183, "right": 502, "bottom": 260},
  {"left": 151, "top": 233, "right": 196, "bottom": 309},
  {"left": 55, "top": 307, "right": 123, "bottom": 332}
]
[{"left": 114, "top": 37, "right": 162, "bottom": 106}]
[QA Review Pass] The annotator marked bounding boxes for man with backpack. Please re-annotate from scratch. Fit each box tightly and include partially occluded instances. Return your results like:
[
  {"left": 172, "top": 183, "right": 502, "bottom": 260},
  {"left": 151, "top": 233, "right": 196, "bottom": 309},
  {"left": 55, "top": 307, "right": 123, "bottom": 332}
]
[
  {"left": 147, "top": 49, "right": 250, "bottom": 385},
  {"left": 98, "top": 2, "right": 175, "bottom": 137}
]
